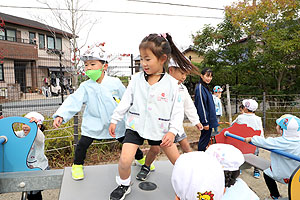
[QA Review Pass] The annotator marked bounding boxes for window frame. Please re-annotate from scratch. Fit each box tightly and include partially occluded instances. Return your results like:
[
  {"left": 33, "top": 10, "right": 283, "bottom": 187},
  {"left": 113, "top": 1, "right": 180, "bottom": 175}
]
[
  {"left": 0, "top": 63, "right": 4, "bottom": 81},
  {"left": 6, "top": 29, "right": 16, "bottom": 42},
  {"left": 39, "top": 33, "right": 45, "bottom": 49},
  {"left": 29, "top": 32, "right": 36, "bottom": 44},
  {"left": 56, "top": 37, "right": 62, "bottom": 51},
  {"left": 47, "top": 35, "right": 55, "bottom": 50}
]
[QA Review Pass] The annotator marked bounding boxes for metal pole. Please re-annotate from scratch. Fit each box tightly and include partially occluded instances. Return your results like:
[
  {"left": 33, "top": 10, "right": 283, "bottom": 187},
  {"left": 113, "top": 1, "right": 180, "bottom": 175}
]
[
  {"left": 130, "top": 54, "right": 134, "bottom": 75},
  {"left": 59, "top": 52, "right": 64, "bottom": 103},
  {"left": 226, "top": 84, "right": 232, "bottom": 124},
  {"left": 224, "top": 131, "right": 300, "bottom": 162},
  {"left": 73, "top": 113, "right": 78, "bottom": 146},
  {"left": 263, "top": 92, "right": 266, "bottom": 129}
]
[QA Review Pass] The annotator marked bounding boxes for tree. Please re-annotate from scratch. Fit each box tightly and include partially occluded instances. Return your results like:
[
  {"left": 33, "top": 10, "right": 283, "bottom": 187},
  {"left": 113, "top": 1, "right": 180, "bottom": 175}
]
[
  {"left": 225, "top": 0, "right": 300, "bottom": 92},
  {"left": 37, "top": 0, "right": 97, "bottom": 87}
]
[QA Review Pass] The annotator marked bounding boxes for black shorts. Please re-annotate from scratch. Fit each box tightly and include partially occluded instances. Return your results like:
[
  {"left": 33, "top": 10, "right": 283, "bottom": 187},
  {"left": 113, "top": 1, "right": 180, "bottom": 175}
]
[{"left": 122, "top": 129, "right": 162, "bottom": 146}]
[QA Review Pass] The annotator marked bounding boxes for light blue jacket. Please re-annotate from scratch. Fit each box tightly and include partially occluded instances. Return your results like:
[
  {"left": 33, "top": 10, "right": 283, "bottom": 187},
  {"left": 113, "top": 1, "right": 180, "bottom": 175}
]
[
  {"left": 53, "top": 75, "right": 126, "bottom": 139},
  {"left": 251, "top": 135, "right": 300, "bottom": 184},
  {"left": 213, "top": 94, "right": 222, "bottom": 116}
]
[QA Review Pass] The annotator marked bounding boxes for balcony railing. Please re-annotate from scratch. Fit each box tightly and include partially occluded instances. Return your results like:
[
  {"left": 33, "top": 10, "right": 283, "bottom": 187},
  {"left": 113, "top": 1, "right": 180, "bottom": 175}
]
[{"left": 0, "top": 36, "right": 33, "bottom": 44}]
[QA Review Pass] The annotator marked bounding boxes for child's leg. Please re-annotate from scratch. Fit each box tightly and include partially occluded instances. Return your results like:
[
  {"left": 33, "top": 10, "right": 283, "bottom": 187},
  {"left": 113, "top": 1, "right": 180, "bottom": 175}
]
[
  {"left": 178, "top": 138, "right": 192, "bottom": 153},
  {"left": 145, "top": 145, "right": 160, "bottom": 166},
  {"left": 161, "top": 143, "right": 180, "bottom": 165},
  {"left": 74, "top": 135, "right": 93, "bottom": 165},
  {"left": 198, "top": 128, "right": 212, "bottom": 151},
  {"left": 263, "top": 172, "right": 280, "bottom": 198},
  {"left": 117, "top": 136, "right": 144, "bottom": 160},
  {"left": 118, "top": 143, "right": 139, "bottom": 180},
  {"left": 27, "top": 190, "right": 42, "bottom": 200}
]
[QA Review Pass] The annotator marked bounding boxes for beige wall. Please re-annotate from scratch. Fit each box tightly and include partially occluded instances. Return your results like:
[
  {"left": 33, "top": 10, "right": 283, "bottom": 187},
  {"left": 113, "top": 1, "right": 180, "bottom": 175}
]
[{"left": 184, "top": 51, "right": 203, "bottom": 63}]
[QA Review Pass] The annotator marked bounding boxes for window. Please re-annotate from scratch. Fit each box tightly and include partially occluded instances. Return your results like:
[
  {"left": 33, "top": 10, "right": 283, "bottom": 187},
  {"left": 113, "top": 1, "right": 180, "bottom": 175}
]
[
  {"left": 0, "top": 28, "right": 4, "bottom": 40},
  {"left": 29, "top": 32, "right": 36, "bottom": 44},
  {"left": 39, "top": 34, "right": 45, "bottom": 49},
  {"left": 56, "top": 38, "right": 62, "bottom": 51},
  {"left": 0, "top": 64, "right": 3, "bottom": 81},
  {"left": 47, "top": 36, "right": 54, "bottom": 49},
  {"left": 6, "top": 29, "right": 16, "bottom": 42}
]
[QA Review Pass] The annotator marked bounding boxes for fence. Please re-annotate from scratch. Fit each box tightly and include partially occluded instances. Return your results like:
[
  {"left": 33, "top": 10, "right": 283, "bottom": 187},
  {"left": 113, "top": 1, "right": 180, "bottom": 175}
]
[{"left": 223, "top": 84, "right": 300, "bottom": 133}]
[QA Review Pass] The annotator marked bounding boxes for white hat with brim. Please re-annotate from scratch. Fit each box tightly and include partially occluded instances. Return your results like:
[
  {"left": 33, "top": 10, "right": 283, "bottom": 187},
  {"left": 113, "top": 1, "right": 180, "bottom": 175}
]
[
  {"left": 242, "top": 99, "right": 258, "bottom": 112},
  {"left": 206, "top": 144, "right": 245, "bottom": 171},
  {"left": 171, "top": 151, "right": 225, "bottom": 200},
  {"left": 24, "top": 112, "right": 44, "bottom": 125}
]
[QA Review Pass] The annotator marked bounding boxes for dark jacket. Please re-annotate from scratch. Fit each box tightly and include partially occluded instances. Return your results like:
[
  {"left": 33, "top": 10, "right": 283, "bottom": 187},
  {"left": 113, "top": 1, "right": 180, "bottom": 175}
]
[{"left": 194, "top": 83, "right": 218, "bottom": 128}]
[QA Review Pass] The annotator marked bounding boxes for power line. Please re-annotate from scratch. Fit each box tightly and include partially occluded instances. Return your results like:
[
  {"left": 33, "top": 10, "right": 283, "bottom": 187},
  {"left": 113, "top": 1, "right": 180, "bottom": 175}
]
[
  {"left": 0, "top": 5, "right": 223, "bottom": 19},
  {"left": 127, "top": 0, "right": 224, "bottom": 11}
]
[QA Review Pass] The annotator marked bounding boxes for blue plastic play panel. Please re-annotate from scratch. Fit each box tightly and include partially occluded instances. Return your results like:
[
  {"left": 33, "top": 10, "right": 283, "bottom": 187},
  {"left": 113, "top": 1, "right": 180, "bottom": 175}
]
[
  {"left": 59, "top": 161, "right": 175, "bottom": 200},
  {"left": 0, "top": 117, "right": 39, "bottom": 172}
]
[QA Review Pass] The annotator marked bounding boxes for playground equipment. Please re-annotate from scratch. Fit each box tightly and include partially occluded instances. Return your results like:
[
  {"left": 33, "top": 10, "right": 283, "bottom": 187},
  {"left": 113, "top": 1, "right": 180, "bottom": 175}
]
[
  {"left": 0, "top": 117, "right": 174, "bottom": 200},
  {"left": 0, "top": 117, "right": 63, "bottom": 199},
  {"left": 215, "top": 123, "right": 300, "bottom": 200}
]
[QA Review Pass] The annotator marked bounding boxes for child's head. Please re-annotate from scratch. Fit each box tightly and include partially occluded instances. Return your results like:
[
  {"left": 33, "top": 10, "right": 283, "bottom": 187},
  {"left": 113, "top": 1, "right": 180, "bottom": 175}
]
[
  {"left": 206, "top": 144, "right": 245, "bottom": 188},
  {"left": 139, "top": 33, "right": 199, "bottom": 76},
  {"left": 213, "top": 86, "right": 223, "bottom": 98},
  {"left": 242, "top": 99, "right": 258, "bottom": 113},
  {"left": 200, "top": 68, "right": 213, "bottom": 84},
  {"left": 276, "top": 114, "right": 300, "bottom": 139},
  {"left": 239, "top": 104, "right": 245, "bottom": 114},
  {"left": 168, "top": 58, "right": 189, "bottom": 84},
  {"left": 81, "top": 46, "right": 108, "bottom": 82},
  {"left": 23, "top": 112, "right": 45, "bottom": 135},
  {"left": 171, "top": 151, "right": 225, "bottom": 200}
]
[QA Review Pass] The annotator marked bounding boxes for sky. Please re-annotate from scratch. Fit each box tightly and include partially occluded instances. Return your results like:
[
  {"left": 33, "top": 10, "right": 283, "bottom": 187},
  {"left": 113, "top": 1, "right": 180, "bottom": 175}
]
[{"left": 1, "top": 0, "right": 238, "bottom": 57}]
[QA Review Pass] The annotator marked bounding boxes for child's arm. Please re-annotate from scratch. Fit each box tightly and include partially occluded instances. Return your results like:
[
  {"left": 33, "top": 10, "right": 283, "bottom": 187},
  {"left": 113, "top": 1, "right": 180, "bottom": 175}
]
[
  {"left": 183, "top": 86, "right": 202, "bottom": 130},
  {"left": 52, "top": 85, "right": 87, "bottom": 125},
  {"left": 244, "top": 137, "right": 252, "bottom": 143}
]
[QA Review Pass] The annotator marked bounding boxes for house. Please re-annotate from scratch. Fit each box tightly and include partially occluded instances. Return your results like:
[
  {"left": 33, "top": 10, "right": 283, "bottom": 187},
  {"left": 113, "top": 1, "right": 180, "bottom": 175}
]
[
  {"left": 183, "top": 46, "right": 203, "bottom": 63},
  {"left": 0, "top": 12, "right": 73, "bottom": 100}
]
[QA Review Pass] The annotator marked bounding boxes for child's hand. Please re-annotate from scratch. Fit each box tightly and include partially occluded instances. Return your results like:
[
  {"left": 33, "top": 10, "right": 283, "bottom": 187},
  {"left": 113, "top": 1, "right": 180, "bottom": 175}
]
[
  {"left": 195, "top": 123, "right": 203, "bottom": 130},
  {"left": 53, "top": 117, "right": 63, "bottom": 128},
  {"left": 29, "top": 117, "right": 38, "bottom": 123},
  {"left": 109, "top": 123, "right": 116, "bottom": 138},
  {"left": 161, "top": 132, "right": 175, "bottom": 147},
  {"left": 244, "top": 137, "right": 252, "bottom": 143},
  {"left": 203, "top": 125, "right": 209, "bottom": 130}
]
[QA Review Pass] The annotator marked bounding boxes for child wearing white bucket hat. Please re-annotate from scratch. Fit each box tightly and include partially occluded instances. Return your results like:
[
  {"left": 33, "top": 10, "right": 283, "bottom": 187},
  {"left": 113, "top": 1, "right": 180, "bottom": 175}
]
[
  {"left": 206, "top": 144, "right": 259, "bottom": 200},
  {"left": 245, "top": 114, "right": 300, "bottom": 200},
  {"left": 15, "top": 111, "right": 49, "bottom": 200},
  {"left": 231, "top": 99, "right": 264, "bottom": 179},
  {"left": 171, "top": 151, "right": 225, "bottom": 200},
  {"left": 52, "top": 44, "right": 145, "bottom": 181}
]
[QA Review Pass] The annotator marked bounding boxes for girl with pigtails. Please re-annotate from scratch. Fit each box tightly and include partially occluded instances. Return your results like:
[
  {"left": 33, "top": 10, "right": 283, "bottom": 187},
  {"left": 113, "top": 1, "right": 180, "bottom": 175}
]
[{"left": 108, "top": 33, "right": 199, "bottom": 200}]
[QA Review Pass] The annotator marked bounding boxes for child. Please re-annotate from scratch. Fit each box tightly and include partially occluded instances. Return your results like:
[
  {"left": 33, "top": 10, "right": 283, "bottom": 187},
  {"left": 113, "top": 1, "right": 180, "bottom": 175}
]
[
  {"left": 52, "top": 46, "right": 144, "bottom": 180},
  {"left": 206, "top": 143, "right": 259, "bottom": 200},
  {"left": 232, "top": 99, "right": 264, "bottom": 179},
  {"left": 108, "top": 33, "right": 199, "bottom": 200},
  {"left": 134, "top": 58, "right": 203, "bottom": 181},
  {"left": 194, "top": 68, "right": 218, "bottom": 151},
  {"left": 171, "top": 151, "right": 225, "bottom": 200},
  {"left": 15, "top": 111, "right": 48, "bottom": 200},
  {"left": 245, "top": 114, "right": 300, "bottom": 200},
  {"left": 212, "top": 86, "right": 223, "bottom": 135}
]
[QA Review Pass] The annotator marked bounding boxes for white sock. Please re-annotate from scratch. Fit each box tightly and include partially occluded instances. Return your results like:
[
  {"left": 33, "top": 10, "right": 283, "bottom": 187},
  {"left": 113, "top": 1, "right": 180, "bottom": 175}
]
[{"left": 116, "top": 176, "right": 131, "bottom": 186}]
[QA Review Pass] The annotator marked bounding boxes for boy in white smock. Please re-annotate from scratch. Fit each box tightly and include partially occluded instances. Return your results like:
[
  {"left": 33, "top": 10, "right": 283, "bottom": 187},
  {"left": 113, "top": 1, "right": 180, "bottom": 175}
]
[{"left": 232, "top": 99, "right": 264, "bottom": 178}]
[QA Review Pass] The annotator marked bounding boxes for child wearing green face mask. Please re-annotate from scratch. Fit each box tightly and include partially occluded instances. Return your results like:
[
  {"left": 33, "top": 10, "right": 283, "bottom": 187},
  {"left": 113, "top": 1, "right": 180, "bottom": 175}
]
[{"left": 53, "top": 45, "right": 145, "bottom": 181}]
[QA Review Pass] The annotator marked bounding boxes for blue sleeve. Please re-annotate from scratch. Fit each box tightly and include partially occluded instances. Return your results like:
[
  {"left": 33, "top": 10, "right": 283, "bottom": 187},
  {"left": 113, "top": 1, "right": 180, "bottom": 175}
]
[
  {"left": 52, "top": 84, "right": 87, "bottom": 123},
  {"left": 194, "top": 84, "right": 209, "bottom": 126}
]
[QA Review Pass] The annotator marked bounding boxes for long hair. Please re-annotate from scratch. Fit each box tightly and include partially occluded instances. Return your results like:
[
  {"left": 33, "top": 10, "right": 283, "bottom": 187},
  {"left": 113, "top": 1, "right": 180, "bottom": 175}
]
[
  {"left": 199, "top": 67, "right": 213, "bottom": 90},
  {"left": 224, "top": 170, "right": 240, "bottom": 188},
  {"left": 139, "top": 33, "right": 199, "bottom": 75}
]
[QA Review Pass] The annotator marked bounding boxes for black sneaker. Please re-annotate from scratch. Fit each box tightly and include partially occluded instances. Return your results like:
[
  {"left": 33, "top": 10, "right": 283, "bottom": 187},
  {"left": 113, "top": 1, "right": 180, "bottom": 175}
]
[
  {"left": 136, "top": 165, "right": 151, "bottom": 181},
  {"left": 110, "top": 185, "right": 131, "bottom": 200}
]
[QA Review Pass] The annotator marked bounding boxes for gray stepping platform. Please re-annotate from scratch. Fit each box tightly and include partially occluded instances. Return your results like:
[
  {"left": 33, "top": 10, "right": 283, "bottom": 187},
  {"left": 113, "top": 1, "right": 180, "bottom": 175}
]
[
  {"left": 243, "top": 154, "right": 271, "bottom": 171},
  {"left": 59, "top": 160, "right": 175, "bottom": 200}
]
